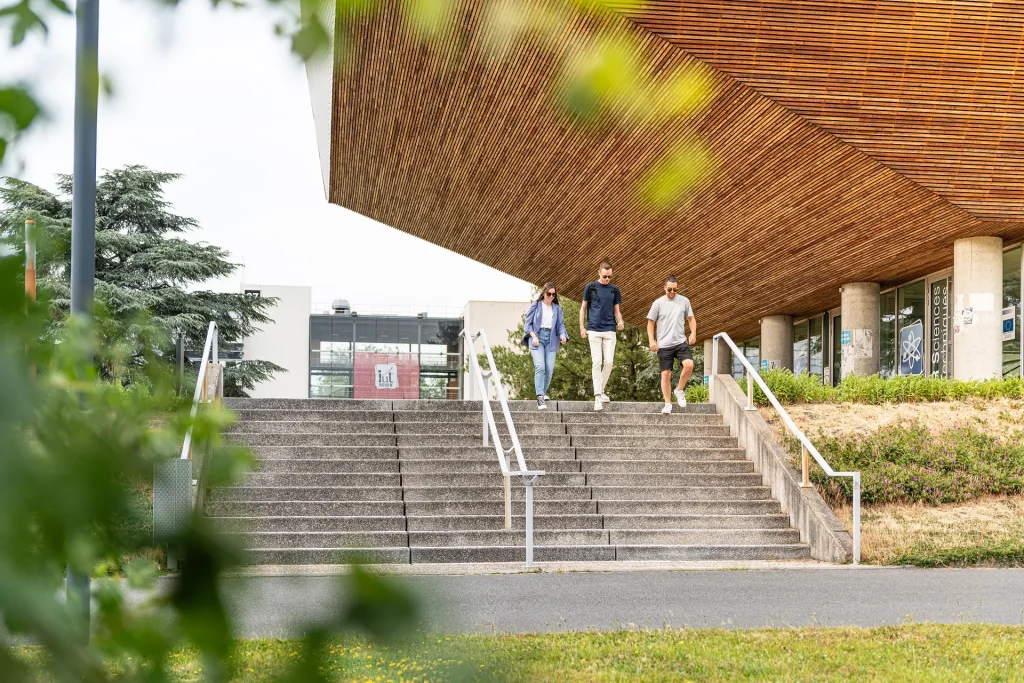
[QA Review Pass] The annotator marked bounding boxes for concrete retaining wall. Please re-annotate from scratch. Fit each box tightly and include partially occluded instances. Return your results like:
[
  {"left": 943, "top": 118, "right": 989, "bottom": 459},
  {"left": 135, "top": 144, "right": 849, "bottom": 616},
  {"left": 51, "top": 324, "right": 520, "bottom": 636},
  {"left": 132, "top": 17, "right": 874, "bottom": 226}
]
[{"left": 711, "top": 374, "right": 853, "bottom": 563}]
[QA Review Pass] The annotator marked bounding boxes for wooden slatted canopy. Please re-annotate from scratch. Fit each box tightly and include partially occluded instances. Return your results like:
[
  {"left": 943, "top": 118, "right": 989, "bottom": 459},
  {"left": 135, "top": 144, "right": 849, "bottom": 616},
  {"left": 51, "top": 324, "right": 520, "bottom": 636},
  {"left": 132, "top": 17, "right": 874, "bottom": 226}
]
[{"left": 315, "top": 0, "right": 1024, "bottom": 341}]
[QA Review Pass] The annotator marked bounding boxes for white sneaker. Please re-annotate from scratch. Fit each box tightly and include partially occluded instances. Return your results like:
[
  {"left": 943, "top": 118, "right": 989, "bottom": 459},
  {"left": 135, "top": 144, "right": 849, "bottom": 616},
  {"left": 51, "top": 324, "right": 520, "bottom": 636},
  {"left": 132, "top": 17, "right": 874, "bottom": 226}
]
[
  {"left": 674, "top": 389, "right": 687, "bottom": 408},
  {"left": 542, "top": 393, "right": 550, "bottom": 401},
  {"left": 598, "top": 394, "right": 611, "bottom": 403},
  {"left": 594, "top": 397, "right": 604, "bottom": 411},
  {"left": 661, "top": 403, "right": 673, "bottom": 414}
]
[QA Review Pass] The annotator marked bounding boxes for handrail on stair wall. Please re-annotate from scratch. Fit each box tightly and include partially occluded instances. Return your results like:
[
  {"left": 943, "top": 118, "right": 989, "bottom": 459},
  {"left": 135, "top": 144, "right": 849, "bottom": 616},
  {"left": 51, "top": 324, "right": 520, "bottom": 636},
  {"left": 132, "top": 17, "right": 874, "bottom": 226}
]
[
  {"left": 461, "top": 328, "right": 545, "bottom": 566},
  {"left": 711, "top": 332, "right": 860, "bottom": 564}
]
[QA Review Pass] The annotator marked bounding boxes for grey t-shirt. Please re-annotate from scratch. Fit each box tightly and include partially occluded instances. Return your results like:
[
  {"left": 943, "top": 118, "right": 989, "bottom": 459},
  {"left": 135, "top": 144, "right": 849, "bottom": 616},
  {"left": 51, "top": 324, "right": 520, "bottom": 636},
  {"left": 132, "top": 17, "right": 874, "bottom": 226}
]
[{"left": 647, "top": 295, "right": 694, "bottom": 348}]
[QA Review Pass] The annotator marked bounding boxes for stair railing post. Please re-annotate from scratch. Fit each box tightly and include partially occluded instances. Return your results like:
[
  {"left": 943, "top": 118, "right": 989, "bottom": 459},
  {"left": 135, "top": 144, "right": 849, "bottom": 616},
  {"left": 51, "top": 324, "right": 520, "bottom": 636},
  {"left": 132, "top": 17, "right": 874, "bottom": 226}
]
[
  {"left": 800, "top": 444, "right": 811, "bottom": 488},
  {"left": 525, "top": 480, "right": 535, "bottom": 567},
  {"left": 710, "top": 336, "right": 719, "bottom": 402},
  {"left": 504, "top": 475, "right": 512, "bottom": 529},
  {"left": 746, "top": 373, "right": 756, "bottom": 410},
  {"left": 852, "top": 473, "right": 861, "bottom": 565}
]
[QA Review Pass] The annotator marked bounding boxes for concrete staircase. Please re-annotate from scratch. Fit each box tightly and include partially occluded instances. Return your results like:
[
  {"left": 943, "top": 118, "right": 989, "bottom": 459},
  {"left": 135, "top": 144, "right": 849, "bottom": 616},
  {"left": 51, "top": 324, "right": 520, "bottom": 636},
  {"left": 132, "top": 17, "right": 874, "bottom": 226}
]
[{"left": 211, "top": 398, "right": 810, "bottom": 564}]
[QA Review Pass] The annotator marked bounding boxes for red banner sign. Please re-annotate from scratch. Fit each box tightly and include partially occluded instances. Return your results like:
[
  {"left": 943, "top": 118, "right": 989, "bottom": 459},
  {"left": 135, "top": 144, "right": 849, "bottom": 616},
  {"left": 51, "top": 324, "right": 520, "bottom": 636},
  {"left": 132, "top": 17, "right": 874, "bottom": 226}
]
[{"left": 353, "top": 352, "right": 420, "bottom": 399}]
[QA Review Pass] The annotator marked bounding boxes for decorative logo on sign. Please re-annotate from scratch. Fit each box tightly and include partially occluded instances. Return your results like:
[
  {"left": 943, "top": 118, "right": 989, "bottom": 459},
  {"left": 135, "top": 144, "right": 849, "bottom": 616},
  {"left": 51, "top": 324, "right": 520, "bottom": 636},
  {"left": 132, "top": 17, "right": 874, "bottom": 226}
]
[
  {"left": 375, "top": 363, "right": 398, "bottom": 389},
  {"left": 899, "top": 321, "right": 924, "bottom": 376},
  {"left": 1004, "top": 307, "right": 1016, "bottom": 342}
]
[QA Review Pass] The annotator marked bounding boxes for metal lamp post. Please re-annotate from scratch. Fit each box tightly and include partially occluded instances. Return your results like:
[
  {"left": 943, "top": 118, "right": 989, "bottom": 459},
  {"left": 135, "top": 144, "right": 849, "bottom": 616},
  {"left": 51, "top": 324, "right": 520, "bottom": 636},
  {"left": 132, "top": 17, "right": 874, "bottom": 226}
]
[{"left": 68, "top": 0, "right": 100, "bottom": 641}]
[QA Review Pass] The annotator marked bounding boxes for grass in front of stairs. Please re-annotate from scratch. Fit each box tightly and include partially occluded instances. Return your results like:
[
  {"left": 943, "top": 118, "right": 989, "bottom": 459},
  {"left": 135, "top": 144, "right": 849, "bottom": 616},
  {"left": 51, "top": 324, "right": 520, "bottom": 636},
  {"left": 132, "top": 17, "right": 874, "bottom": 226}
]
[{"left": 16, "top": 624, "right": 1024, "bottom": 681}]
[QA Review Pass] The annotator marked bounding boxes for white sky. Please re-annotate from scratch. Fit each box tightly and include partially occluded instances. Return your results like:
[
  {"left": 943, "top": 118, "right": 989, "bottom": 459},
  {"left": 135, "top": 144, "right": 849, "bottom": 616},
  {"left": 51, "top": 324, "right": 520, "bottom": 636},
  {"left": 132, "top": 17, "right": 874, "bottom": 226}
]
[{"left": 1, "top": 0, "right": 533, "bottom": 312}]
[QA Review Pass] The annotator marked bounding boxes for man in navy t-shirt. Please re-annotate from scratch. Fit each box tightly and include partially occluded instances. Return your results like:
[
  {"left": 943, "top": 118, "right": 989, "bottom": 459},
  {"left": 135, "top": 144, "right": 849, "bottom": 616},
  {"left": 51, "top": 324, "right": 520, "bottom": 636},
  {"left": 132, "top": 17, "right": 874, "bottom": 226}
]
[{"left": 579, "top": 260, "right": 624, "bottom": 411}]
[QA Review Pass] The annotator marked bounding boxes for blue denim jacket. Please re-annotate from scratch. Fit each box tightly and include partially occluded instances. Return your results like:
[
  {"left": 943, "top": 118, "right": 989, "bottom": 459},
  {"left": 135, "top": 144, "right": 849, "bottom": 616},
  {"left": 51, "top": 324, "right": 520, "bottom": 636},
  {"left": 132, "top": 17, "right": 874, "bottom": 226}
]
[{"left": 522, "top": 300, "right": 568, "bottom": 346}]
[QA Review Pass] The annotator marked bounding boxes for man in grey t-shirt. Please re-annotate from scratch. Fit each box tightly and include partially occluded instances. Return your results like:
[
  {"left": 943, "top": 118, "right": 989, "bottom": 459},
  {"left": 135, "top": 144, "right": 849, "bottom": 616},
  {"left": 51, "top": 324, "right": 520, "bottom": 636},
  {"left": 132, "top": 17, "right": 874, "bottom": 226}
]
[{"left": 646, "top": 274, "right": 697, "bottom": 414}]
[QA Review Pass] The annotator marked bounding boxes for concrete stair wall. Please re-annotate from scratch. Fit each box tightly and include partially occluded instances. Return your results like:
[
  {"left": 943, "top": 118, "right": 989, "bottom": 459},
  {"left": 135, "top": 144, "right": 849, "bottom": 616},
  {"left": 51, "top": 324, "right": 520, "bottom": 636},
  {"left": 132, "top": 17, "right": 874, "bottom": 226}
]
[{"left": 211, "top": 398, "right": 811, "bottom": 564}]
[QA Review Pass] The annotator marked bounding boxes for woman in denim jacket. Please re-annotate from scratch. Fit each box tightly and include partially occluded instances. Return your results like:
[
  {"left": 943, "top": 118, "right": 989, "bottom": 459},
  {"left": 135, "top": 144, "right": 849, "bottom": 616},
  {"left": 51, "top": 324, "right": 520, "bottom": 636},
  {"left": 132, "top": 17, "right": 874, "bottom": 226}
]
[{"left": 522, "top": 282, "right": 568, "bottom": 409}]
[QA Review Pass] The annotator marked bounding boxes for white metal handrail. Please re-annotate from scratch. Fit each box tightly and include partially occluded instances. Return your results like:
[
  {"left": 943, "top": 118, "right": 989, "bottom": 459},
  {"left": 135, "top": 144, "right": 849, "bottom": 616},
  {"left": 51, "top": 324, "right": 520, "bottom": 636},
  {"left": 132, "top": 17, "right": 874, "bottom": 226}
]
[
  {"left": 462, "top": 328, "right": 545, "bottom": 566},
  {"left": 179, "top": 321, "right": 219, "bottom": 462},
  {"left": 711, "top": 332, "right": 861, "bottom": 564}
]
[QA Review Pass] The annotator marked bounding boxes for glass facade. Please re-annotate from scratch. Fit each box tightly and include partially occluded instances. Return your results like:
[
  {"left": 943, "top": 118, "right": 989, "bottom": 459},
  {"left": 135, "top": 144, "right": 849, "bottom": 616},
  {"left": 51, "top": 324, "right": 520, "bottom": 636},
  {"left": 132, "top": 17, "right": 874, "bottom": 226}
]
[
  {"left": 897, "top": 280, "right": 926, "bottom": 375},
  {"left": 792, "top": 316, "right": 824, "bottom": 380},
  {"left": 731, "top": 338, "right": 761, "bottom": 379},
  {"left": 879, "top": 290, "right": 897, "bottom": 377},
  {"left": 830, "top": 313, "right": 842, "bottom": 385},
  {"left": 309, "top": 315, "right": 463, "bottom": 398},
  {"left": 1005, "top": 246, "right": 1022, "bottom": 378}
]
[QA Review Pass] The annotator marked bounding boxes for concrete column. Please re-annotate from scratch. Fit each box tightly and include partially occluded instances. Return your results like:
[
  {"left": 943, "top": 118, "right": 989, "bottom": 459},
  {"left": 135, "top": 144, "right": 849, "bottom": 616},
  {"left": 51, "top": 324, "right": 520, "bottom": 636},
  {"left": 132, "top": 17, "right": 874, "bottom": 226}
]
[
  {"left": 840, "top": 282, "right": 881, "bottom": 379},
  {"left": 953, "top": 237, "right": 1003, "bottom": 380},
  {"left": 759, "top": 315, "right": 793, "bottom": 371},
  {"left": 703, "top": 337, "right": 731, "bottom": 381}
]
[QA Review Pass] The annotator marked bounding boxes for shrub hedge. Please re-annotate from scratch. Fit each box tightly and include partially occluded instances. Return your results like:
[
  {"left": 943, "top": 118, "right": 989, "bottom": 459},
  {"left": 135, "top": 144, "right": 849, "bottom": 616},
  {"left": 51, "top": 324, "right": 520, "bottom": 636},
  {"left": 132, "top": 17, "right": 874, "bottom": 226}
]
[
  {"left": 784, "top": 422, "right": 1024, "bottom": 507},
  {"left": 745, "top": 370, "right": 1024, "bottom": 405}
]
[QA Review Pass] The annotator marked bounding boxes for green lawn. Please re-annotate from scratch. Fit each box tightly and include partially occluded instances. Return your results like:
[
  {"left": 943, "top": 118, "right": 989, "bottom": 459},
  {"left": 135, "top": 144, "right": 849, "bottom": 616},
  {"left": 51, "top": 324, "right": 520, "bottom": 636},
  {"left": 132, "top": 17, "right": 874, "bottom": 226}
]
[{"left": 19, "top": 624, "right": 1024, "bottom": 682}]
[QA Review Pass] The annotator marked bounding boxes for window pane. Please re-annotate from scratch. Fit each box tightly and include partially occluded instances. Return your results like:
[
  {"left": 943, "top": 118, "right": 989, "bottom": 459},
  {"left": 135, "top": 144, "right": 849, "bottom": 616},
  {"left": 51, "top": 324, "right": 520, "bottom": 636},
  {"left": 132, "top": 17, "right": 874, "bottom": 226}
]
[
  {"left": 1004, "top": 247, "right": 1022, "bottom": 378},
  {"left": 793, "top": 321, "right": 809, "bottom": 376},
  {"left": 880, "top": 291, "right": 897, "bottom": 377},
  {"left": 897, "top": 281, "right": 926, "bottom": 375},
  {"left": 732, "top": 351, "right": 744, "bottom": 379},
  {"left": 809, "top": 316, "right": 824, "bottom": 379},
  {"left": 744, "top": 337, "right": 760, "bottom": 374}
]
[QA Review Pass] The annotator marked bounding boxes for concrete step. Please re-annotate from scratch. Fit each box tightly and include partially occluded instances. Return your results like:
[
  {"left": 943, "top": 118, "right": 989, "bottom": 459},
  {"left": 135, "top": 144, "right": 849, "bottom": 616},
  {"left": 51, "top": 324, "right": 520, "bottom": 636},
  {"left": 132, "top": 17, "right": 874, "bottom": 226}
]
[
  {"left": 596, "top": 500, "right": 782, "bottom": 515},
  {"left": 239, "top": 473, "right": 401, "bottom": 487},
  {"left": 405, "top": 500, "right": 598, "bottom": 516},
  {"left": 225, "top": 398, "right": 393, "bottom": 411},
  {"left": 393, "top": 411, "right": 563, "bottom": 424},
  {"left": 397, "top": 435, "right": 570, "bottom": 448},
  {"left": 392, "top": 400, "right": 544, "bottom": 413},
  {"left": 254, "top": 459, "right": 401, "bottom": 473},
  {"left": 614, "top": 545, "right": 810, "bottom": 561},
  {"left": 210, "top": 486, "right": 403, "bottom": 502},
  {"left": 240, "top": 531, "right": 409, "bottom": 549},
  {"left": 229, "top": 446, "right": 399, "bottom": 460},
  {"left": 398, "top": 446, "right": 575, "bottom": 460},
  {"left": 574, "top": 447, "right": 745, "bottom": 461},
  {"left": 571, "top": 436, "right": 737, "bottom": 449},
  {"left": 406, "top": 514, "right": 603, "bottom": 531},
  {"left": 410, "top": 545, "right": 616, "bottom": 562},
  {"left": 564, "top": 425, "right": 730, "bottom": 437},
  {"left": 608, "top": 529, "right": 802, "bottom": 545},
  {"left": 556, "top": 401, "right": 716, "bottom": 414},
  {"left": 585, "top": 473, "right": 764, "bottom": 487},
  {"left": 602, "top": 514, "right": 792, "bottom": 529},
  {"left": 560, "top": 413, "right": 722, "bottom": 425},
  {"left": 246, "top": 548, "right": 411, "bottom": 564},
  {"left": 232, "top": 409, "right": 396, "bottom": 423},
  {"left": 227, "top": 421, "right": 396, "bottom": 434},
  {"left": 393, "top": 422, "right": 567, "bottom": 436},
  {"left": 579, "top": 460, "right": 753, "bottom": 474},
  {"left": 211, "top": 516, "right": 407, "bottom": 532},
  {"left": 402, "top": 472, "right": 585, "bottom": 487},
  {"left": 205, "top": 501, "right": 405, "bottom": 517},
  {"left": 409, "top": 529, "right": 608, "bottom": 546},
  {"left": 402, "top": 485, "right": 591, "bottom": 502},
  {"left": 589, "top": 486, "right": 772, "bottom": 501},
  {"left": 399, "top": 459, "right": 581, "bottom": 473},
  {"left": 231, "top": 433, "right": 397, "bottom": 447}
]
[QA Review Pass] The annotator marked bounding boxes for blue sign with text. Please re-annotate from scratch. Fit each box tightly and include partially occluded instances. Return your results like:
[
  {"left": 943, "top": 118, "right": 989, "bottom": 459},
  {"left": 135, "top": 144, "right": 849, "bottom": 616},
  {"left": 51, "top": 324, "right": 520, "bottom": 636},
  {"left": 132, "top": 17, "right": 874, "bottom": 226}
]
[{"left": 841, "top": 330, "right": 852, "bottom": 345}]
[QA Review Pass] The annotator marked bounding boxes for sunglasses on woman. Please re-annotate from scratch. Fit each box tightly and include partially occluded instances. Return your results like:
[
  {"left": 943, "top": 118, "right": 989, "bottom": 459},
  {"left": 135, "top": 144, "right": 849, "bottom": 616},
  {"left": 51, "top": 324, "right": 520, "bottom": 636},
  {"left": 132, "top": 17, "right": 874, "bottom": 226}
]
[{"left": 544, "top": 291, "right": 556, "bottom": 297}]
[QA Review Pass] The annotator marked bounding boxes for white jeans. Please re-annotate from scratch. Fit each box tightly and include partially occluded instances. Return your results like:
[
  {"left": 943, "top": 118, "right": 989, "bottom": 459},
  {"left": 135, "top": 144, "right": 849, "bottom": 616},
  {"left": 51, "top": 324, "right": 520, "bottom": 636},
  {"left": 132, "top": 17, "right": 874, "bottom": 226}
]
[{"left": 588, "top": 330, "right": 617, "bottom": 396}]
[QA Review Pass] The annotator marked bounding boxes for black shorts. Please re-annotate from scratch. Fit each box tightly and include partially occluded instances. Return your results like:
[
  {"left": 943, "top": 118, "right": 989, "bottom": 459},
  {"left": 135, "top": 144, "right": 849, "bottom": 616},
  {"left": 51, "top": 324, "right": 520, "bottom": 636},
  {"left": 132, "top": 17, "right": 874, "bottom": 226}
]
[{"left": 657, "top": 343, "right": 694, "bottom": 372}]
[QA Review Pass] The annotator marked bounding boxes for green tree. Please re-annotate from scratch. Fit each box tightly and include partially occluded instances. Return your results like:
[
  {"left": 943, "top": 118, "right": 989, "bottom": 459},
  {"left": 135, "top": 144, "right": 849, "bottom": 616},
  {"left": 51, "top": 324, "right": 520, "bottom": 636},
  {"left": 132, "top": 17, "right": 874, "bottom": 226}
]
[
  {"left": 0, "top": 166, "right": 283, "bottom": 396},
  {"left": 490, "top": 295, "right": 705, "bottom": 401}
]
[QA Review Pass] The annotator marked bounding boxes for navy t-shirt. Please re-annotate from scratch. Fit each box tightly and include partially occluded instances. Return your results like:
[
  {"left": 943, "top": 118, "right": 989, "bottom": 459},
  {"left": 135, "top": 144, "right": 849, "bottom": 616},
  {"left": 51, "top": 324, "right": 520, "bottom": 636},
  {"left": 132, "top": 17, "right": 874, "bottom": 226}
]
[{"left": 583, "top": 281, "right": 623, "bottom": 332}]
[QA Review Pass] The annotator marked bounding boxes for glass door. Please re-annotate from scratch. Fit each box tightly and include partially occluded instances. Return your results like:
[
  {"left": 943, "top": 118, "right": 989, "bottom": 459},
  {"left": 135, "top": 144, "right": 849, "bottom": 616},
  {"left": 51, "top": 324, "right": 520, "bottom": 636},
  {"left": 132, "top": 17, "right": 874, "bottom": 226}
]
[{"left": 828, "top": 307, "right": 841, "bottom": 386}]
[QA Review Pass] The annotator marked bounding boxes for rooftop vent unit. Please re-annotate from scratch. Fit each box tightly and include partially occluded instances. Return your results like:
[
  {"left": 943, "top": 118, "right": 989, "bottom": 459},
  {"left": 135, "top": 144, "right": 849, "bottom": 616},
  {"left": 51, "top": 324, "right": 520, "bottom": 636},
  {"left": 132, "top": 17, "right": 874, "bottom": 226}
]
[{"left": 331, "top": 299, "right": 351, "bottom": 315}]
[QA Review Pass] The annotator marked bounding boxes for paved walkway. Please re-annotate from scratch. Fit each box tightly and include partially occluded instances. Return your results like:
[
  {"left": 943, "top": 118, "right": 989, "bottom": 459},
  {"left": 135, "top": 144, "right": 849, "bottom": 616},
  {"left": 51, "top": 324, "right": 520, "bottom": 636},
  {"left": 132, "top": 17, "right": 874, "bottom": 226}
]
[{"left": 208, "top": 567, "right": 1024, "bottom": 637}]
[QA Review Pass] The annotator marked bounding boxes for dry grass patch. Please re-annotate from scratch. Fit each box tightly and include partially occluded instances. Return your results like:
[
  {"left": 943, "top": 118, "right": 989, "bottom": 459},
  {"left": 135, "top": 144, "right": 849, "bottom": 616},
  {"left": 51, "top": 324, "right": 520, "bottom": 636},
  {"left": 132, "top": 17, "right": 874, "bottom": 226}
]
[
  {"left": 760, "top": 399, "right": 1024, "bottom": 441},
  {"left": 834, "top": 497, "right": 1024, "bottom": 566}
]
